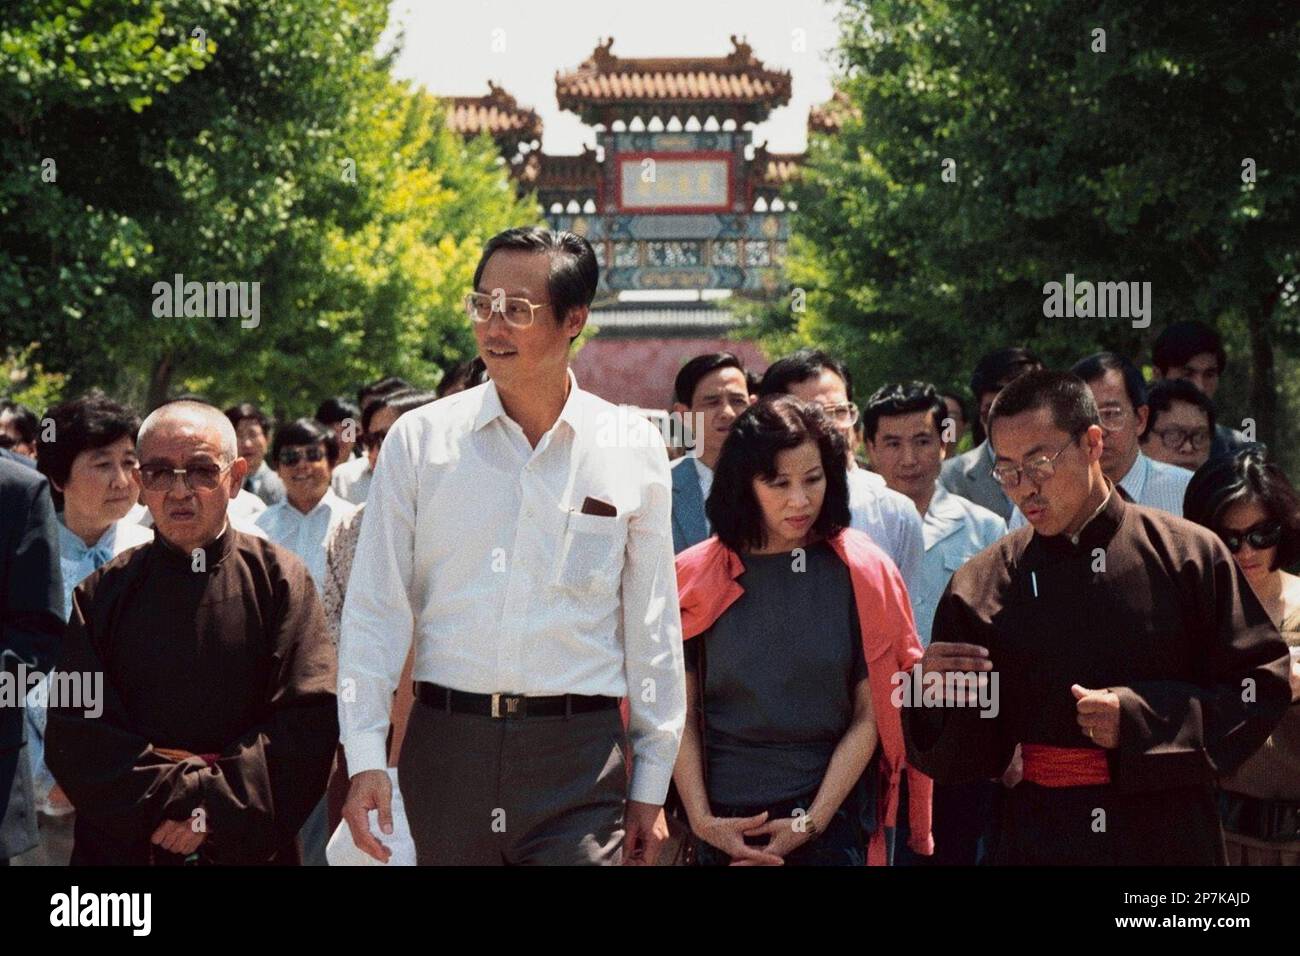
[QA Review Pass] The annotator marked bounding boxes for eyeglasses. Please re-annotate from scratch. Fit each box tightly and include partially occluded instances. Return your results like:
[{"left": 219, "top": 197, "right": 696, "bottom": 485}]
[
  {"left": 1149, "top": 426, "right": 1211, "bottom": 451},
  {"left": 364, "top": 429, "right": 389, "bottom": 451},
  {"left": 139, "top": 462, "right": 232, "bottom": 492},
  {"left": 1097, "top": 407, "right": 1131, "bottom": 432},
  {"left": 464, "top": 291, "right": 551, "bottom": 330},
  {"left": 822, "top": 402, "right": 860, "bottom": 427},
  {"left": 1218, "top": 520, "right": 1282, "bottom": 554},
  {"left": 278, "top": 446, "right": 327, "bottom": 467},
  {"left": 990, "top": 436, "right": 1079, "bottom": 489}
]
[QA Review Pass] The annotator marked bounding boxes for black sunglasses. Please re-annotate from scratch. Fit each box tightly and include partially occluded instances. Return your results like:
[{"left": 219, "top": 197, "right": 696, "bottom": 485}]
[
  {"left": 1218, "top": 520, "right": 1283, "bottom": 554},
  {"left": 278, "top": 446, "right": 327, "bottom": 467}
]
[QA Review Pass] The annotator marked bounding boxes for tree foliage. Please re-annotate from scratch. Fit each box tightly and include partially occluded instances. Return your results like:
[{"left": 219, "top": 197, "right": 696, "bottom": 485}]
[
  {"left": 1, "top": 0, "right": 537, "bottom": 417},
  {"left": 776, "top": 0, "right": 1299, "bottom": 452}
]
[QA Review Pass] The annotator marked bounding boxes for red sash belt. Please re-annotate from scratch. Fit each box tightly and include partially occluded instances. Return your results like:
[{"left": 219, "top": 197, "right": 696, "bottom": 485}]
[{"left": 1021, "top": 744, "right": 1111, "bottom": 787}]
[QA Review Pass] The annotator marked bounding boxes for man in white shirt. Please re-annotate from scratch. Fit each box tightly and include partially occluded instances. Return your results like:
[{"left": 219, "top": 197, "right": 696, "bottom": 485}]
[
  {"left": 255, "top": 418, "right": 357, "bottom": 592},
  {"left": 758, "top": 349, "right": 924, "bottom": 590},
  {"left": 339, "top": 227, "right": 686, "bottom": 866},
  {"left": 331, "top": 387, "right": 417, "bottom": 506},
  {"left": 1007, "top": 353, "right": 1191, "bottom": 530},
  {"left": 668, "top": 352, "right": 754, "bottom": 553}
]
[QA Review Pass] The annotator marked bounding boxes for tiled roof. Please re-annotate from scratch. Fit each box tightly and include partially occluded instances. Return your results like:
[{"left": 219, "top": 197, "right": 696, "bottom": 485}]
[
  {"left": 759, "top": 151, "right": 802, "bottom": 186},
  {"left": 556, "top": 36, "right": 792, "bottom": 111},
  {"left": 445, "top": 82, "right": 542, "bottom": 142},
  {"left": 808, "top": 89, "right": 856, "bottom": 134},
  {"left": 515, "top": 148, "right": 601, "bottom": 192}
]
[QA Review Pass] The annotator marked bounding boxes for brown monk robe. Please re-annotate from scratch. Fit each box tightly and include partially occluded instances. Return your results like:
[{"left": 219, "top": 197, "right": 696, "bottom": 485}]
[
  {"left": 904, "top": 488, "right": 1291, "bottom": 864},
  {"left": 907, "top": 371, "right": 1291, "bottom": 865},
  {"left": 46, "top": 529, "right": 338, "bottom": 865}
]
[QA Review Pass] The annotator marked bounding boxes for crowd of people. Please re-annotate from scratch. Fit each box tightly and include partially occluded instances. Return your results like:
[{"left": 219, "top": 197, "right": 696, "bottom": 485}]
[{"left": 0, "top": 226, "right": 1295, "bottom": 868}]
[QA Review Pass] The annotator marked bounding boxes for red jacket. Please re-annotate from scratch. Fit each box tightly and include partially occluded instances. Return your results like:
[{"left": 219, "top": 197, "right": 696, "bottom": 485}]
[{"left": 674, "top": 528, "right": 933, "bottom": 865}]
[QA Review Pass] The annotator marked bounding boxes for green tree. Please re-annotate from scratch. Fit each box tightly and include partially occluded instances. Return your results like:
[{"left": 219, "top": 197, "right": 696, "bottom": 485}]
[
  {"left": 776, "top": 0, "right": 1299, "bottom": 455},
  {"left": 1, "top": 0, "right": 537, "bottom": 417}
]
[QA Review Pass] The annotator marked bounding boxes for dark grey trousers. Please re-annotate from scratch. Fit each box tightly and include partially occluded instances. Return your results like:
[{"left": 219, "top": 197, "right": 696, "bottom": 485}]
[{"left": 397, "top": 699, "right": 627, "bottom": 865}]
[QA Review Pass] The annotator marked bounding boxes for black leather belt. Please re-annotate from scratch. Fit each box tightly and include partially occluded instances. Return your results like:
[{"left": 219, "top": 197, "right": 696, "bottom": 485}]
[
  {"left": 415, "top": 681, "right": 619, "bottom": 719},
  {"left": 1219, "top": 790, "right": 1300, "bottom": 843}
]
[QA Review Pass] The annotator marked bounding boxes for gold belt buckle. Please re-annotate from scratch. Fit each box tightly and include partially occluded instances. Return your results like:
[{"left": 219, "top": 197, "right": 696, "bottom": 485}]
[{"left": 491, "top": 693, "right": 524, "bottom": 718}]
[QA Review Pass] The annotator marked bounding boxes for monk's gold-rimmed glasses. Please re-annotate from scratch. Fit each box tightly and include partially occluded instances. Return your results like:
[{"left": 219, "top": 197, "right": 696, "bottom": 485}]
[{"left": 139, "top": 461, "right": 232, "bottom": 492}]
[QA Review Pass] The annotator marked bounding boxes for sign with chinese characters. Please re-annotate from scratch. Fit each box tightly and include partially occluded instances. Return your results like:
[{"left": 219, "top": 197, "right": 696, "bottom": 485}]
[{"left": 617, "top": 153, "right": 731, "bottom": 213}]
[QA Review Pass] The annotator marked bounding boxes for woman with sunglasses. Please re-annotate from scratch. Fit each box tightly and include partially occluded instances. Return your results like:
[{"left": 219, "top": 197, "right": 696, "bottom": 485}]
[
  {"left": 1185, "top": 446, "right": 1300, "bottom": 865},
  {"left": 254, "top": 418, "right": 357, "bottom": 594},
  {"left": 673, "top": 395, "right": 931, "bottom": 866}
]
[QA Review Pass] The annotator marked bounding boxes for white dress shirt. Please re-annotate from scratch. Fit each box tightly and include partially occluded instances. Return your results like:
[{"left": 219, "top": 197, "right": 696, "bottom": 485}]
[
  {"left": 255, "top": 488, "right": 357, "bottom": 591},
  {"left": 846, "top": 466, "right": 924, "bottom": 595},
  {"left": 338, "top": 370, "right": 686, "bottom": 804},
  {"left": 696, "top": 460, "right": 714, "bottom": 532},
  {"left": 331, "top": 454, "right": 372, "bottom": 505},
  {"left": 914, "top": 485, "right": 1006, "bottom": 646},
  {"left": 1007, "top": 451, "right": 1192, "bottom": 530}
]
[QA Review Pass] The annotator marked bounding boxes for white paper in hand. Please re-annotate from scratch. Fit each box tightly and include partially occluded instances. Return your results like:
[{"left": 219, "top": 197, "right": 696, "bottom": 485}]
[{"left": 325, "top": 766, "right": 417, "bottom": 866}]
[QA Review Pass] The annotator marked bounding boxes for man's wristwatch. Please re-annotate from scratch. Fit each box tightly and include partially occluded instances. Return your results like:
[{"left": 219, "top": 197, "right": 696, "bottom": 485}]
[{"left": 800, "top": 815, "right": 821, "bottom": 838}]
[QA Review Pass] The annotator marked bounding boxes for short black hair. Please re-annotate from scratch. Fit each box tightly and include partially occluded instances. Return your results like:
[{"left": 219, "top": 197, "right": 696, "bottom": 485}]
[
  {"left": 361, "top": 388, "right": 416, "bottom": 434},
  {"left": 36, "top": 391, "right": 141, "bottom": 506},
  {"left": 224, "top": 402, "right": 273, "bottom": 435},
  {"left": 1071, "top": 351, "right": 1147, "bottom": 411},
  {"left": 1143, "top": 378, "right": 1216, "bottom": 437},
  {"left": 0, "top": 399, "right": 39, "bottom": 444},
  {"left": 386, "top": 390, "right": 439, "bottom": 418},
  {"left": 937, "top": 390, "right": 968, "bottom": 426},
  {"left": 472, "top": 227, "right": 599, "bottom": 343},
  {"left": 745, "top": 369, "right": 762, "bottom": 398},
  {"left": 987, "top": 369, "right": 1100, "bottom": 448},
  {"left": 315, "top": 396, "right": 360, "bottom": 427},
  {"left": 674, "top": 352, "right": 746, "bottom": 407},
  {"left": 1184, "top": 445, "right": 1300, "bottom": 571},
  {"left": 863, "top": 382, "right": 949, "bottom": 442},
  {"left": 436, "top": 358, "right": 488, "bottom": 398},
  {"left": 357, "top": 376, "right": 413, "bottom": 411},
  {"left": 707, "top": 395, "right": 851, "bottom": 554},
  {"left": 1152, "top": 321, "right": 1226, "bottom": 375},
  {"left": 758, "top": 348, "right": 855, "bottom": 402},
  {"left": 271, "top": 417, "right": 339, "bottom": 468},
  {"left": 970, "top": 347, "right": 1044, "bottom": 400}
]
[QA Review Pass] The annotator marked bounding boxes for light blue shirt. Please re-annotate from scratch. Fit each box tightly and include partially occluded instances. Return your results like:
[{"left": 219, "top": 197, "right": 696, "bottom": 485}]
[
  {"left": 29, "top": 517, "right": 153, "bottom": 810},
  {"left": 1007, "top": 452, "right": 1192, "bottom": 530},
  {"left": 55, "top": 519, "right": 155, "bottom": 621},
  {"left": 914, "top": 485, "right": 1006, "bottom": 646},
  {"left": 847, "top": 466, "right": 924, "bottom": 598}
]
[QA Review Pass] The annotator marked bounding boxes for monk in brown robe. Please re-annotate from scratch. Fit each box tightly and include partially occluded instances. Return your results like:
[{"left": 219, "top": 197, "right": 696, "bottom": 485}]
[
  {"left": 46, "top": 401, "right": 338, "bottom": 865},
  {"left": 904, "top": 371, "right": 1290, "bottom": 865}
]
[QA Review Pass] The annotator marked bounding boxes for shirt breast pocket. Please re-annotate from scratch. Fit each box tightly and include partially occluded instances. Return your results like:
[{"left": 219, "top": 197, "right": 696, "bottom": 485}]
[{"left": 553, "top": 510, "right": 627, "bottom": 596}]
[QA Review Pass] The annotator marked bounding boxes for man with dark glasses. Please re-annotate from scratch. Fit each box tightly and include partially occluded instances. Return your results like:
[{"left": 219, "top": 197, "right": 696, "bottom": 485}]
[
  {"left": 46, "top": 401, "right": 338, "bottom": 865},
  {"left": 903, "top": 370, "right": 1290, "bottom": 864}
]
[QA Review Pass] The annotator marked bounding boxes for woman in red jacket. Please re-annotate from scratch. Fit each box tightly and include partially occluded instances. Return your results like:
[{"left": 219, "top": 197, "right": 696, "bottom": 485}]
[{"left": 674, "top": 395, "right": 931, "bottom": 866}]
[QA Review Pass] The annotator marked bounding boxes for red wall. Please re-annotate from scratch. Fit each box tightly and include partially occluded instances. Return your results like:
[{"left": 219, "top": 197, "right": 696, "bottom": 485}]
[{"left": 571, "top": 337, "right": 768, "bottom": 410}]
